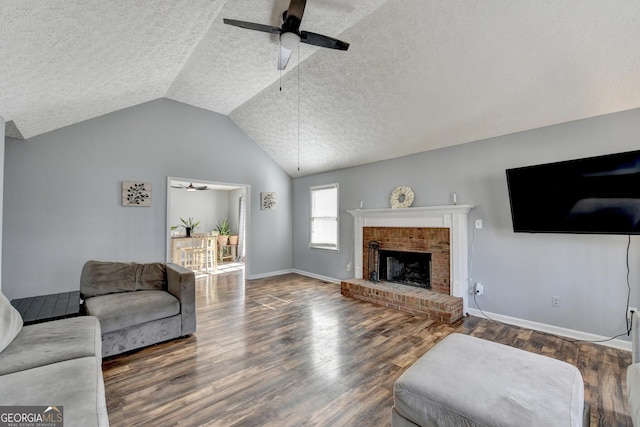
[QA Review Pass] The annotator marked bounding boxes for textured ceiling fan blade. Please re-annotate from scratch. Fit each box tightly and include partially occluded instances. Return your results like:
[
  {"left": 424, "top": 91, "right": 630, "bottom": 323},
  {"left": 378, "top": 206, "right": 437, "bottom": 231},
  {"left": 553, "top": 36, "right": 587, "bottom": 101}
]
[
  {"left": 278, "top": 46, "right": 293, "bottom": 70},
  {"left": 223, "top": 19, "right": 281, "bottom": 34},
  {"left": 301, "top": 31, "right": 349, "bottom": 50}
]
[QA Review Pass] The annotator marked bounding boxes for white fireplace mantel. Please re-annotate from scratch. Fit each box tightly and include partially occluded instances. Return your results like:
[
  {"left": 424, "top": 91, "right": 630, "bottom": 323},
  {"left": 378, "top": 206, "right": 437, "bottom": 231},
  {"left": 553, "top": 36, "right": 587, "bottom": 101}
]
[{"left": 348, "top": 205, "right": 474, "bottom": 314}]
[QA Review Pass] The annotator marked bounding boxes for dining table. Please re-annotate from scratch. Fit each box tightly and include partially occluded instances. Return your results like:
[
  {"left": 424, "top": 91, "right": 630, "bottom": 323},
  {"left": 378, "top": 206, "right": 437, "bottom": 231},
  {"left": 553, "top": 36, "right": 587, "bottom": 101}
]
[{"left": 171, "top": 235, "right": 218, "bottom": 272}]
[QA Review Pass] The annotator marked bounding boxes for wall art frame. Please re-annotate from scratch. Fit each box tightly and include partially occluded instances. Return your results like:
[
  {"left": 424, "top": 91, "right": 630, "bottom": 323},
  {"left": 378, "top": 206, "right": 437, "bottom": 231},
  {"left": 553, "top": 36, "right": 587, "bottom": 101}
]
[
  {"left": 122, "top": 181, "right": 151, "bottom": 207},
  {"left": 261, "top": 192, "right": 276, "bottom": 210}
]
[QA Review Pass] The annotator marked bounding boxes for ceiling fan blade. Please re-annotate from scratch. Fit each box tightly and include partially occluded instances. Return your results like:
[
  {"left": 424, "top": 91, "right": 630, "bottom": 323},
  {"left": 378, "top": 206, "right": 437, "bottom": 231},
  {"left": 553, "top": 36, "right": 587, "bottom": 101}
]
[
  {"left": 223, "top": 19, "right": 281, "bottom": 34},
  {"left": 282, "top": 0, "right": 306, "bottom": 33},
  {"left": 278, "top": 46, "right": 293, "bottom": 70},
  {"left": 287, "top": 0, "right": 307, "bottom": 20},
  {"left": 301, "top": 31, "right": 349, "bottom": 50},
  {"left": 195, "top": 186, "right": 209, "bottom": 191}
]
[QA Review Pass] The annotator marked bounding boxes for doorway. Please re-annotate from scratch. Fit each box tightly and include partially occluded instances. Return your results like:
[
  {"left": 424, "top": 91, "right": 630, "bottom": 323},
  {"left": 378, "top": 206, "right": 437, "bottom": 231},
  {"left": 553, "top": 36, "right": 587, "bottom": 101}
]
[{"left": 166, "top": 176, "right": 250, "bottom": 277}]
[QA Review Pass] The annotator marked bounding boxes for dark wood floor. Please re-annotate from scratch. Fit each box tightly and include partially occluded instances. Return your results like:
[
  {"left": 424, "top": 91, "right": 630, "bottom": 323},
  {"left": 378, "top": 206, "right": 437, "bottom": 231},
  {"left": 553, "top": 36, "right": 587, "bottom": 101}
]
[{"left": 102, "top": 270, "right": 632, "bottom": 426}]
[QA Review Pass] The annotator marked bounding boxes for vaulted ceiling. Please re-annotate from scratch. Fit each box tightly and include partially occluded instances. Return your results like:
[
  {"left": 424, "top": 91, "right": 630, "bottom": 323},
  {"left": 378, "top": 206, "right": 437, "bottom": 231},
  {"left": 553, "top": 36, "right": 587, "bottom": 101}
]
[{"left": 2, "top": 1, "right": 640, "bottom": 177}]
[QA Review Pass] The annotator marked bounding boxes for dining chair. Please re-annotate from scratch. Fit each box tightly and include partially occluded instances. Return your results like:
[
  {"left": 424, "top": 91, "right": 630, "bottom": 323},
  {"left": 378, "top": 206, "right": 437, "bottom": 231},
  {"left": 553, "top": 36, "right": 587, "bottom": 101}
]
[{"left": 180, "top": 235, "right": 207, "bottom": 271}]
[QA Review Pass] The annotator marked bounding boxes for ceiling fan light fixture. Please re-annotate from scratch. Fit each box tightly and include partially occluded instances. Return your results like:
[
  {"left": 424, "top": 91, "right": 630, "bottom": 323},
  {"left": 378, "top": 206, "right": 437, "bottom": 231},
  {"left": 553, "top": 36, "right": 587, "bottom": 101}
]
[
  {"left": 186, "top": 187, "right": 196, "bottom": 192},
  {"left": 280, "top": 32, "right": 300, "bottom": 50}
]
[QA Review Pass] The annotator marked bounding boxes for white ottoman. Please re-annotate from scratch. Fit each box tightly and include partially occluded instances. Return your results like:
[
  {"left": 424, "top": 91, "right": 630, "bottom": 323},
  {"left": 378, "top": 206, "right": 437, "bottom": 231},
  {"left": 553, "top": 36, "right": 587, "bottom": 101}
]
[{"left": 393, "top": 333, "right": 587, "bottom": 427}]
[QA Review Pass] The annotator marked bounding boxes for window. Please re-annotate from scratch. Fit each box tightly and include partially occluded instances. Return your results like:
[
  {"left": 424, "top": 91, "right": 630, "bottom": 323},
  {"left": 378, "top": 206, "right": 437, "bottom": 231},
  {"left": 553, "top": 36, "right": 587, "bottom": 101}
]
[{"left": 310, "top": 183, "right": 339, "bottom": 251}]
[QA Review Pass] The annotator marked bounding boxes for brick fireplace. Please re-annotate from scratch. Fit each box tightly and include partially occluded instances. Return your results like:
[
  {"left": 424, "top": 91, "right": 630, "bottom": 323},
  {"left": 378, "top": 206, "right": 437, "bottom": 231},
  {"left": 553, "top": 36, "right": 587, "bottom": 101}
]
[
  {"left": 342, "top": 205, "right": 473, "bottom": 324},
  {"left": 363, "top": 227, "right": 450, "bottom": 294}
]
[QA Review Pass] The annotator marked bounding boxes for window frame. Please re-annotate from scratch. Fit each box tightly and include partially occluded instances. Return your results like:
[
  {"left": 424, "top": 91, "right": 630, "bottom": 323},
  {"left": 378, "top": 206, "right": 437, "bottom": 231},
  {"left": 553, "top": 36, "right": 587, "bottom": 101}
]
[{"left": 309, "top": 183, "right": 340, "bottom": 252}]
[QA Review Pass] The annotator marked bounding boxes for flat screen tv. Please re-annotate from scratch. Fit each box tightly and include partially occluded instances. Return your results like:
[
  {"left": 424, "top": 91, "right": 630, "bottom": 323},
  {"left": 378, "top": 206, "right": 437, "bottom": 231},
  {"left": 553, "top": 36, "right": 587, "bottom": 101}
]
[{"left": 506, "top": 150, "right": 640, "bottom": 234}]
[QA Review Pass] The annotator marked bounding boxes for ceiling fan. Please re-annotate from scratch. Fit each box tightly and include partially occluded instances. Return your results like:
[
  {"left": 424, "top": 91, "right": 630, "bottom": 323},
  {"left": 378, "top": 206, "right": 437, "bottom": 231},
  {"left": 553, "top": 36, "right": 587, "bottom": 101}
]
[
  {"left": 223, "top": 0, "right": 350, "bottom": 70},
  {"left": 171, "top": 183, "right": 210, "bottom": 192}
]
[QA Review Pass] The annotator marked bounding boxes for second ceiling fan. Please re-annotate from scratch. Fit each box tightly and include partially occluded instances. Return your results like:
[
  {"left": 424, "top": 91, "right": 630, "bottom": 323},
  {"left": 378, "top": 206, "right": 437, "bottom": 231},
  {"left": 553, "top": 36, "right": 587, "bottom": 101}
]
[
  {"left": 223, "top": 0, "right": 350, "bottom": 70},
  {"left": 171, "top": 183, "right": 210, "bottom": 191}
]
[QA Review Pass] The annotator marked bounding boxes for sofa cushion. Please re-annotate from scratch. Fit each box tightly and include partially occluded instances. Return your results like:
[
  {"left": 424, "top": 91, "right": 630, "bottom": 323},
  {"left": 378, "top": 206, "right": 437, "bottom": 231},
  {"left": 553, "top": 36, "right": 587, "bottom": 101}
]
[
  {"left": 85, "top": 290, "right": 180, "bottom": 333},
  {"left": 0, "top": 316, "right": 101, "bottom": 375},
  {"left": 0, "top": 291, "right": 23, "bottom": 353},
  {"left": 80, "top": 261, "right": 167, "bottom": 297},
  {"left": 0, "top": 357, "right": 108, "bottom": 427}
]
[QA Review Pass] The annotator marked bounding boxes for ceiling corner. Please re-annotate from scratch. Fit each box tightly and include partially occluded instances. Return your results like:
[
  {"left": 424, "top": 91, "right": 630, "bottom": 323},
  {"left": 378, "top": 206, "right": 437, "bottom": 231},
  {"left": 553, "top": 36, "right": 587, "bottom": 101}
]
[{"left": 5, "top": 121, "right": 25, "bottom": 140}]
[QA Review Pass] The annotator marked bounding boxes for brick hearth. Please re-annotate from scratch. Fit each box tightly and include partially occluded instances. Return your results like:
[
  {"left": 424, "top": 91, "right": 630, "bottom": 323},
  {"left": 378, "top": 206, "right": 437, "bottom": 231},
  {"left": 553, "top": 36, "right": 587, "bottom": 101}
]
[
  {"left": 341, "top": 279, "right": 463, "bottom": 324},
  {"left": 346, "top": 225, "right": 463, "bottom": 324}
]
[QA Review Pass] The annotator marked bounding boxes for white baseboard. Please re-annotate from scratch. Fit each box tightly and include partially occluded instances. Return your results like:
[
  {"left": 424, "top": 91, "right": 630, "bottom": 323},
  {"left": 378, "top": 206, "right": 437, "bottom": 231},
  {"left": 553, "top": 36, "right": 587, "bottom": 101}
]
[
  {"left": 291, "top": 269, "right": 341, "bottom": 284},
  {"left": 248, "top": 269, "right": 293, "bottom": 280},
  {"left": 466, "top": 308, "right": 631, "bottom": 351},
  {"left": 248, "top": 269, "right": 341, "bottom": 283}
]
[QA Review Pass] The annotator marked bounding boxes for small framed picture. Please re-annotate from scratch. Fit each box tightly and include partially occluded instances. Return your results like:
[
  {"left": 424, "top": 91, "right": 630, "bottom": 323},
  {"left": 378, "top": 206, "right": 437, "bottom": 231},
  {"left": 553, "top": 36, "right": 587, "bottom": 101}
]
[
  {"left": 122, "top": 181, "right": 151, "bottom": 207},
  {"left": 261, "top": 192, "right": 276, "bottom": 210}
]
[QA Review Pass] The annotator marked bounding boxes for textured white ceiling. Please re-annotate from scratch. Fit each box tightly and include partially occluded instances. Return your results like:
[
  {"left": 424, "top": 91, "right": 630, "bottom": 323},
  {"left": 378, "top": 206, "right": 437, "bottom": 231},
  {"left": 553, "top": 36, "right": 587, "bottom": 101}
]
[
  {"left": 2, "top": 1, "right": 640, "bottom": 176},
  {"left": 0, "top": 0, "right": 223, "bottom": 139}
]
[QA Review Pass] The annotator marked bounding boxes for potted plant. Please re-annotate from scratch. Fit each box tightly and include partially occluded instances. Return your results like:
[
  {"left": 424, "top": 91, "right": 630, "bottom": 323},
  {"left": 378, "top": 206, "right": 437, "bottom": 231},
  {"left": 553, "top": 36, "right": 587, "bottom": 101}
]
[
  {"left": 171, "top": 217, "right": 200, "bottom": 237},
  {"left": 215, "top": 218, "right": 230, "bottom": 245}
]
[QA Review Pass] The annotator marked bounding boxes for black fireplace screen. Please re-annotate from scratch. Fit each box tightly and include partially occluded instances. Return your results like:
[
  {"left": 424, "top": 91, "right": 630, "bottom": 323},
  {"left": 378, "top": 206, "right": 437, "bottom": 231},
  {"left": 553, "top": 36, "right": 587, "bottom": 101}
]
[
  {"left": 367, "top": 241, "right": 380, "bottom": 282},
  {"left": 378, "top": 250, "right": 431, "bottom": 289}
]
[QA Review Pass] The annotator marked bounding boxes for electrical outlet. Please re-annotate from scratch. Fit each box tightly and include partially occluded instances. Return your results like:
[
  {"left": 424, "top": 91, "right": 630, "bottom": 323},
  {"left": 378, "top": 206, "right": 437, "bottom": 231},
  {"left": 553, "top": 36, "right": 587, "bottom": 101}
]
[
  {"left": 552, "top": 296, "right": 560, "bottom": 308},
  {"left": 628, "top": 307, "right": 638, "bottom": 322},
  {"left": 475, "top": 282, "right": 483, "bottom": 296},
  {"left": 475, "top": 219, "right": 483, "bottom": 229},
  {"left": 346, "top": 263, "right": 351, "bottom": 272}
]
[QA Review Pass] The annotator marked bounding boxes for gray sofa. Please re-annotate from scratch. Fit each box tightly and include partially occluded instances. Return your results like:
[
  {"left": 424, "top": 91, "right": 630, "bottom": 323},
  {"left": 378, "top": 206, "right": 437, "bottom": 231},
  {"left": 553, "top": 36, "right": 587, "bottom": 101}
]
[
  {"left": 80, "top": 260, "right": 196, "bottom": 357},
  {"left": 627, "top": 312, "right": 640, "bottom": 425},
  {"left": 0, "top": 291, "right": 108, "bottom": 426}
]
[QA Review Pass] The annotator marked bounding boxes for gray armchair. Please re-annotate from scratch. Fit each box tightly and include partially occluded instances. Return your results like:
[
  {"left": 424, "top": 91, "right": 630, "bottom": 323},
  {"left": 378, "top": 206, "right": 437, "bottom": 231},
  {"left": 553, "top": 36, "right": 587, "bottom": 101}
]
[{"left": 80, "top": 260, "right": 196, "bottom": 357}]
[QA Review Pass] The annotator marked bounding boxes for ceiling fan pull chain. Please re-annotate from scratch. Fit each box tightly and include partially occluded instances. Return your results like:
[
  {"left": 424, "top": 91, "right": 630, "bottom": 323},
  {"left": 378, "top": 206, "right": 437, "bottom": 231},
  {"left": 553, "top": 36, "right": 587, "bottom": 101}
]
[{"left": 279, "top": 41, "right": 283, "bottom": 91}]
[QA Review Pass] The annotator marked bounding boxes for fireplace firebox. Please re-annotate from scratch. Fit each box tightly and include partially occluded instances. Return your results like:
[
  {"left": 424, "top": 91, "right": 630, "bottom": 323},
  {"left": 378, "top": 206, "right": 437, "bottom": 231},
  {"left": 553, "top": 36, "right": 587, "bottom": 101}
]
[{"left": 379, "top": 250, "right": 431, "bottom": 289}]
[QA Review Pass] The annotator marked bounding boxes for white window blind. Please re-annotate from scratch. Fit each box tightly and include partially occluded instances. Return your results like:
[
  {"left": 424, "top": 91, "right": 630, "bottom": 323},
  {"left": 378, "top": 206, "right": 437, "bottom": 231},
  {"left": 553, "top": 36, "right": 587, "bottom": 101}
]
[{"left": 310, "top": 184, "right": 339, "bottom": 251}]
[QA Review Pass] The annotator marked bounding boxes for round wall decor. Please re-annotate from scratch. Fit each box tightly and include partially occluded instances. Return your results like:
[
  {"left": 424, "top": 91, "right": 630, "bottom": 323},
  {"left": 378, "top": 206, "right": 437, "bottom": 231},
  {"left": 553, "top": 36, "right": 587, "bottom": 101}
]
[{"left": 390, "top": 186, "right": 414, "bottom": 209}]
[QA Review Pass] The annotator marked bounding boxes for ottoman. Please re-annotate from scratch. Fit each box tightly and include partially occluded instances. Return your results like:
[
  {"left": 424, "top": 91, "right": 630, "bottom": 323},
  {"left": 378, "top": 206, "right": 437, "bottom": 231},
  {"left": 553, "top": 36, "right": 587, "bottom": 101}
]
[{"left": 392, "top": 333, "right": 586, "bottom": 426}]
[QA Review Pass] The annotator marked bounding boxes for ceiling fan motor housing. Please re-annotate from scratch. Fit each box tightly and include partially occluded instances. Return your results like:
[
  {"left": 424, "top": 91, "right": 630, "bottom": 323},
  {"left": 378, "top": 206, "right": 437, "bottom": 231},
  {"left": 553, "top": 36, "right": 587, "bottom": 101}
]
[
  {"left": 223, "top": 0, "right": 348, "bottom": 70},
  {"left": 282, "top": 13, "right": 302, "bottom": 34}
]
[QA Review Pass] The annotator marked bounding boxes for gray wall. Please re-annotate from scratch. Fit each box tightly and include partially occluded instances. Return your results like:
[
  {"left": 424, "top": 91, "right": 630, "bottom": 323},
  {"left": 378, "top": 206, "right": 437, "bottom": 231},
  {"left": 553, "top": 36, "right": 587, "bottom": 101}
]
[
  {"left": 3, "top": 99, "right": 293, "bottom": 300},
  {"left": 292, "top": 108, "right": 640, "bottom": 339}
]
